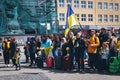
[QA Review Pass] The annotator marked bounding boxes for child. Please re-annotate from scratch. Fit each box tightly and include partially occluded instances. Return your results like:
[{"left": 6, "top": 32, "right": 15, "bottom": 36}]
[
  {"left": 14, "top": 47, "right": 21, "bottom": 70},
  {"left": 100, "top": 42, "right": 109, "bottom": 71}
]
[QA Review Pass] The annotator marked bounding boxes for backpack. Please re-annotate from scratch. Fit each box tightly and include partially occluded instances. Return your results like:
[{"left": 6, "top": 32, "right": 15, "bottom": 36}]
[{"left": 94, "top": 36, "right": 100, "bottom": 54}]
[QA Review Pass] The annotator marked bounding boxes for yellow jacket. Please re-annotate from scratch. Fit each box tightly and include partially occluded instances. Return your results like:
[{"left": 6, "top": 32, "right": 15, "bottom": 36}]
[
  {"left": 86, "top": 35, "right": 100, "bottom": 53},
  {"left": 2, "top": 42, "right": 5, "bottom": 50},
  {"left": 14, "top": 52, "right": 21, "bottom": 64},
  {"left": 117, "top": 39, "right": 120, "bottom": 53},
  {"left": 2, "top": 41, "right": 10, "bottom": 49}
]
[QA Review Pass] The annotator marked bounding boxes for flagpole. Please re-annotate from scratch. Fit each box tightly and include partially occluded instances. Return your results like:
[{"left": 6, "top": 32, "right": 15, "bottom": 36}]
[{"left": 79, "top": 22, "right": 83, "bottom": 30}]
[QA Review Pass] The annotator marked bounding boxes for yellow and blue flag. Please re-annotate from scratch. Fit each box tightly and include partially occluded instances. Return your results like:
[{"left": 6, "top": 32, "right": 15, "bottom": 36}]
[{"left": 64, "top": 4, "right": 79, "bottom": 37}]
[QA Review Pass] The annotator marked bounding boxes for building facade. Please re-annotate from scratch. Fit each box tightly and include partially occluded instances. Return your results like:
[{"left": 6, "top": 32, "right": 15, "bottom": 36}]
[
  {"left": 57, "top": 0, "right": 120, "bottom": 30},
  {"left": 0, "top": 0, "right": 120, "bottom": 35}
]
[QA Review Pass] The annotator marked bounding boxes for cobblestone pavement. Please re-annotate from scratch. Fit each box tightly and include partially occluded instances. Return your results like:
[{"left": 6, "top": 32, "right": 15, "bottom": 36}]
[
  {"left": 0, "top": 53, "right": 120, "bottom": 80},
  {"left": 0, "top": 73, "right": 50, "bottom": 80},
  {"left": 0, "top": 61, "right": 50, "bottom": 80}
]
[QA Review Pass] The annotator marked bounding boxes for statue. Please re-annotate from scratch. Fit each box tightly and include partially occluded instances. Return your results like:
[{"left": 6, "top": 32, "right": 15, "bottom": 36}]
[
  {"left": 0, "top": 0, "right": 58, "bottom": 35},
  {"left": 5, "top": 0, "right": 23, "bottom": 34}
]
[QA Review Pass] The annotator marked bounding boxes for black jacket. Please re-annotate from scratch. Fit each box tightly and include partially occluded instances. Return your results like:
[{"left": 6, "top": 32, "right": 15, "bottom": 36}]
[
  {"left": 61, "top": 43, "right": 68, "bottom": 56},
  {"left": 74, "top": 38, "right": 86, "bottom": 53}
]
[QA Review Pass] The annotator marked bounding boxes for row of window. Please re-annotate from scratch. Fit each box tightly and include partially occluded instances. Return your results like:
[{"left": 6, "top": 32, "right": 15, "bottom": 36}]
[
  {"left": 98, "top": 15, "right": 119, "bottom": 22},
  {"left": 59, "top": 13, "right": 119, "bottom": 22},
  {"left": 59, "top": 0, "right": 119, "bottom": 10},
  {"left": 59, "top": 0, "right": 93, "bottom": 9},
  {"left": 98, "top": 2, "right": 119, "bottom": 10}
]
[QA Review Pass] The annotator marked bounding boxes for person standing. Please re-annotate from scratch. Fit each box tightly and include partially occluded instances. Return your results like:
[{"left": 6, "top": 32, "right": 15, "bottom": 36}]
[
  {"left": 118, "top": 28, "right": 120, "bottom": 39},
  {"left": 0, "top": 38, "right": 2, "bottom": 56},
  {"left": 14, "top": 47, "right": 21, "bottom": 70},
  {"left": 24, "top": 42, "right": 30, "bottom": 63},
  {"left": 86, "top": 30, "right": 100, "bottom": 72},
  {"left": 74, "top": 32, "right": 86, "bottom": 72},
  {"left": 67, "top": 32, "right": 76, "bottom": 69},
  {"left": 41, "top": 35, "right": 52, "bottom": 58},
  {"left": 28, "top": 37, "right": 36, "bottom": 67},
  {"left": 2, "top": 38, "right": 10, "bottom": 67},
  {"left": 52, "top": 35, "right": 60, "bottom": 57},
  {"left": 10, "top": 37, "right": 17, "bottom": 66},
  {"left": 98, "top": 28, "right": 109, "bottom": 48},
  {"left": 61, "top": 37, "right": 68, "bottom": 57},
  {"left": 99, "top": 42, "right": 109, "bottom": 71},
  {"left": 109, "top": 32, "right": 118, "bottom": 57}
]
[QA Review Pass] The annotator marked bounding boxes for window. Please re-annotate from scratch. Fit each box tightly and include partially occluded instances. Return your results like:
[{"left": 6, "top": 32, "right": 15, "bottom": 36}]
[
  {"left": 98, "top": 2, "right": 102, "bottom": 9},
  {"left": 104, "top": 15, "right": 108, "bottom": 22},
  {"left": 115, "top": 15, "right": 119, "bottom": 22},
  {"left": 74, "top": 0, "right": 79, "bottom": 8},
  {"left": 88, "top": 14, "right": 93, "bottom": 21},
  {"left": 104, "top": 2, "right": 108, "bottom": 10},
  {"left": 59, "top": 0, "right": 64, "bottom": 7},
  {"left": 67, "top": 0, "right": 72, "bottom": 6},
  {"left": 109, "top": 3, "right": 113, "bottom": 10},
  {"left": 110, "top": 15, "right": 113, "bottom": 22},
  {"left": 81, "top": 14, "right": 86, "bottom": 21},
  {"left": 115, "top": 3, "right": 119, "bottom": 11},
  {"left": 59, "top": 13, "right": 64, "bottom": 21},
  {"left": 75, "top": 14, "right": 79, "bottom": 21},
  {"left": 88, "top": 1, "right": 93, "bottom": 9},
  {"left": 98, "top": 14, "right": 102, "bottom": 22},
  {"left": 81, "top": 1, "right": 86, "bottom": 8}
]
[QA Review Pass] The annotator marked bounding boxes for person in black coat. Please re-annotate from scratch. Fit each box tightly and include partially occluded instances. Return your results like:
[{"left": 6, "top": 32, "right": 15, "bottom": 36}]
[
  {"left": 98, "top": 28, "right": 109, "bottom": 48},
  {"left": 28, "top": 37, "right": 36, "bottom": 67},
  {"left": 52, "top": 35, "right": 60, "bottom": 57},
  {"left": 24, "top": 42, "right": 30, "bottom": 63},
  {"left": 74, "top": 32, "right": 86, "bottom": 72},
  {"left": 10, "top": 37, "right": 17, "bottom": 65},
  {"left": 67, "top": 32, "right": 76, "bottom": 69},
  {"left": 61, "top": 38, "right": 68, "bottom": 57}
]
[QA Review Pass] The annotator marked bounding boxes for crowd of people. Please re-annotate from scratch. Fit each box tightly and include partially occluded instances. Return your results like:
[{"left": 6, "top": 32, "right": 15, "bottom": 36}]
[{"left": 1, "top": 27, "right": 120, "bottom": 72}]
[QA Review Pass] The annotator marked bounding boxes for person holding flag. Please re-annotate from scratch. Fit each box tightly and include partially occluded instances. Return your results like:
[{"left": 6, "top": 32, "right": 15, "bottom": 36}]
[
  {"left": 64, "top": 4, "right": 79, "bottom": 37},
  {"left": 64, "top": 4, "right": 81, "bottom": 70}
]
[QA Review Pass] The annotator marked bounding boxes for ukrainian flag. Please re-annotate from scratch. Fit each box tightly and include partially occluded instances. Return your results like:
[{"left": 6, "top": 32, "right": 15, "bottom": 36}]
[{"left": 64, "top": 4, "right": 79, "bottom": 37}]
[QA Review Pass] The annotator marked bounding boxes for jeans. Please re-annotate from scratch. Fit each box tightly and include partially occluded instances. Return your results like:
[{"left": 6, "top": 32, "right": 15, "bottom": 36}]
[
  {"left": 88, "top": 53, "right": 97, "bottom": 69},
  {"left": 69, "top": 48, "right": 75, "bottom": 69}
]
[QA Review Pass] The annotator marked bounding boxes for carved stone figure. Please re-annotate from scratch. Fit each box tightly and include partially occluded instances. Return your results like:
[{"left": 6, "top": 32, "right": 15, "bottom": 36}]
[{"left": 5, "top": 0, "right": 21, "bottom": 34}]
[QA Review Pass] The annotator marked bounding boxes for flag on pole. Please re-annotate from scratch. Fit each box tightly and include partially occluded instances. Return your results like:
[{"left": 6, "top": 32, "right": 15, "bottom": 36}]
[{"left": 64, "top": 4, "right": 79, "bottom": 37}]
